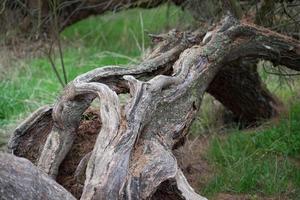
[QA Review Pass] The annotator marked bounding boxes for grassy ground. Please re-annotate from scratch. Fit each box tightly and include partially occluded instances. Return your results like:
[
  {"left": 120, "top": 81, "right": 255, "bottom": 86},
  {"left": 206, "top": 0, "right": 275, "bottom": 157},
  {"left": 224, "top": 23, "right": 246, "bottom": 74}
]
[
  {"left": 1, "top": 4, "right": 300, "bottom": 200},
  {"left": 0, "top": 4, "right": 193, "bottom": 126},
  {"left": 203, "top": 102, "right": 300, "bottom": 199},
  {"left": 189, "top": 79, "right": 300, "bottom": 199},
  {"left": 186, "top": 72, "right": 300, "bottom": 199}
]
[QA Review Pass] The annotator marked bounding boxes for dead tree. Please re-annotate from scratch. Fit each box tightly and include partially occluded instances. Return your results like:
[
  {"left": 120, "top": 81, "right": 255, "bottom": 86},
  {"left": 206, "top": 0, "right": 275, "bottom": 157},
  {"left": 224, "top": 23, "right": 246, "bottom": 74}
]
[{"left": 4, "top": 15, "right": 299, "bottom": 200}]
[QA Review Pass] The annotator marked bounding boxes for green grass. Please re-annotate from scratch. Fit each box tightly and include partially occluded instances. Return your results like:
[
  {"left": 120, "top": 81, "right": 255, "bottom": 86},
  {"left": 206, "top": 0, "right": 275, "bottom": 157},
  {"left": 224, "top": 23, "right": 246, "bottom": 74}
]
[
  {"left": 202, "top": 102, "right": 300, "bottom": 199},
  {"left": 0, "top": 4, "right": 193, "bottom": 126}
]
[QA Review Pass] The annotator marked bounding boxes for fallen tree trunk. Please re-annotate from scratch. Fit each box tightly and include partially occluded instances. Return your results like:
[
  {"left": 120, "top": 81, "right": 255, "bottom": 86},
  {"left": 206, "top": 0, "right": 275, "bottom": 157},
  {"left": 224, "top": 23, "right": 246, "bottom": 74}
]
[
  {"left": 0, "top": 153, "right": 76, "bottom": 200},
  {"left": 6, "top": 16, "right": 300, "bottom": 200}
]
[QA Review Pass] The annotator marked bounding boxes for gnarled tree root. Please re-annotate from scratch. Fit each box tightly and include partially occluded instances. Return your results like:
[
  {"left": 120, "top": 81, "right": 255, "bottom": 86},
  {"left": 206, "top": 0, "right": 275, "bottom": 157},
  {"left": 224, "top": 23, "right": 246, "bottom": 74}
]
[{"left": 6, "top": 16, "right": 300, "bottom": 200}]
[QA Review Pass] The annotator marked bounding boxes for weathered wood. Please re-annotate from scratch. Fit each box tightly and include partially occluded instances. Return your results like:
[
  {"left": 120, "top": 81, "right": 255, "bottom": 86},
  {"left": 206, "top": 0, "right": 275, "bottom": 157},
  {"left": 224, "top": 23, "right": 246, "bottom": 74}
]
[
  {"left": 37, "top": 92, "right": 94, "bottom": 178},
  {"left": 36, "top": 28, "right": 203, "bottom": 179},
  {"left": 74, "top": 152, "right": 92, "bottom": 184},
  {"left": 208, "top": 61, "right": 282, "bottom": 124},
  {"left": 7, "top": 105, "right": 53, "bottom": 163},
  {"left": 0, "top": 153, "right": 76, "bottom": 200},
  {"left": 7, "top": 16, "right": 300, "bottom": 200}
]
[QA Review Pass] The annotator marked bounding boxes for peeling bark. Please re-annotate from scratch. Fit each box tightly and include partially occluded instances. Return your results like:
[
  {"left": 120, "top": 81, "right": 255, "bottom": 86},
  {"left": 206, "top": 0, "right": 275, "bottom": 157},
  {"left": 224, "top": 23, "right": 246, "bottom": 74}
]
[{"left": 6, "top": 16, "right": 300, "bottom": 200}]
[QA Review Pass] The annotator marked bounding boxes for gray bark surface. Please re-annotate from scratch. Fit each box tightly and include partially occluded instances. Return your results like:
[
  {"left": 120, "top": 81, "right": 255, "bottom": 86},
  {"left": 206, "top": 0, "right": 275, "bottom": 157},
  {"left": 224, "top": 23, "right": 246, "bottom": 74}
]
[
  {"left": 6, "top": 16, "right": 300, "bottom": 200},
  {"left": 0, "top": 153, "right": 76, "bottom": 200}
]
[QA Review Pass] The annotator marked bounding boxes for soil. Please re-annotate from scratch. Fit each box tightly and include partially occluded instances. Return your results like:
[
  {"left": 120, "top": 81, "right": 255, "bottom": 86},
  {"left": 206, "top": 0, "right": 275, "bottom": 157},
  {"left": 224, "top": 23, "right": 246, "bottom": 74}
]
[
  {"left": 56, "top": 109, "right": 101, "bottom": 199},
  {"left": 150, "top": 136, "right": 214, "bottom": 200},
  {"left": 174, "top": 136, "right": 213, "bottom": 191}
]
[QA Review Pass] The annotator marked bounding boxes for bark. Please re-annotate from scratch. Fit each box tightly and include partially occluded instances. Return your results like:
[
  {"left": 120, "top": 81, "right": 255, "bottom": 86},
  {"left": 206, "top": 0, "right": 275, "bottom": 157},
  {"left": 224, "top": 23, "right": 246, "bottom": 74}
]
[
  {"left": 207, "top": 60, "right": 282, "bottom": 125},
  {"left": 6, "top": 16, "right": 300, "bottom": 200},
  {"left": 7, "top": 106, "right": 53, "bottom": 163},
  {"left": 0, "top": 153, "right": 76, "bottom": 200}
]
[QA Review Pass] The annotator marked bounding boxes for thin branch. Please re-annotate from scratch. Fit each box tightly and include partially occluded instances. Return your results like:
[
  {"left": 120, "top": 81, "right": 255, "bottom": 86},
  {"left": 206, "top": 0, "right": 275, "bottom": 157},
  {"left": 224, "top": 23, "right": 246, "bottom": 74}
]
[
  {"left": 262, "top": 64, "right": 300, "bottom": 77},
  {"left": 0, "top": 0, "right": 7, "bottom": 15},
  {"left": 51, "top": 0, "right": 68, "bottom": 84},
  {"left": 47, "top": 42, "right": 66, "bottom": 87},
  {"left": 281, "top": 2, "right": 299, "bottom": 27}
]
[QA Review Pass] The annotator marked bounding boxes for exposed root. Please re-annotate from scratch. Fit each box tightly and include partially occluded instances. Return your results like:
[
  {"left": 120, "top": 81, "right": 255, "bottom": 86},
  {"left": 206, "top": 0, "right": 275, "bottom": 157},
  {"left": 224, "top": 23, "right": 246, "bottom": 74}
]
[{"left": 7, "top": 16, "right": 300, "bottom": 200}]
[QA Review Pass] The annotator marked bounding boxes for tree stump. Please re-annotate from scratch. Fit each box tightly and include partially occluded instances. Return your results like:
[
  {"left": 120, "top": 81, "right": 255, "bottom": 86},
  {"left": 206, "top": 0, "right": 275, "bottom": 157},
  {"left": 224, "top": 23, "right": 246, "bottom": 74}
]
[{"left": 5, "top": 16, "right": 300, "bottom": 200}]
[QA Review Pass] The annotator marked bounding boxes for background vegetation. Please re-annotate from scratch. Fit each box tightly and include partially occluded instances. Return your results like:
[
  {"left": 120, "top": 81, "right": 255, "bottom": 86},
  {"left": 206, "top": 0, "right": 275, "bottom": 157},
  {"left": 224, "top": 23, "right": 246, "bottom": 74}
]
[{"left": 0, "top": 3, "right": 299, "bottom": 200}]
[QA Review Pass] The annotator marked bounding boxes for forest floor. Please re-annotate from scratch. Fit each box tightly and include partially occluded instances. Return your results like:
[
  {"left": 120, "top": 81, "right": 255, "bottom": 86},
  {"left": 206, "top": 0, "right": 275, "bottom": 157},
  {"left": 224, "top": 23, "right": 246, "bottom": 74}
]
[{"left": 0, "top": 4, "right": 299, "bottom": 200}]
